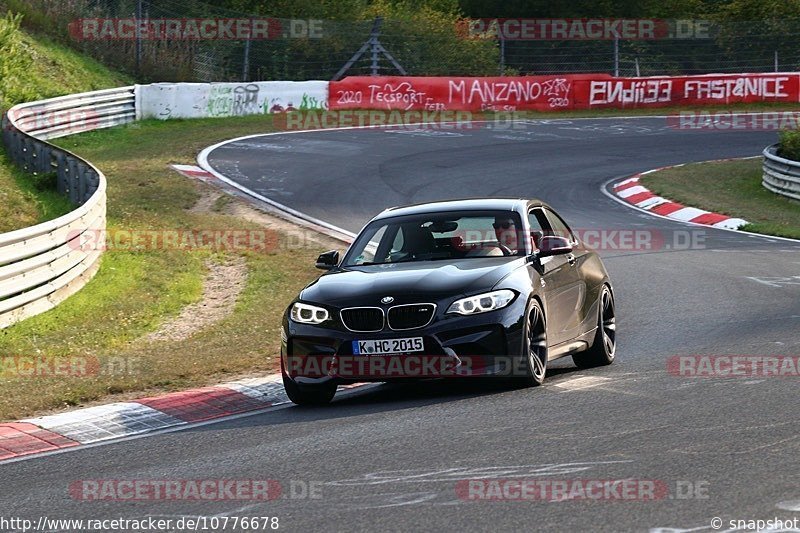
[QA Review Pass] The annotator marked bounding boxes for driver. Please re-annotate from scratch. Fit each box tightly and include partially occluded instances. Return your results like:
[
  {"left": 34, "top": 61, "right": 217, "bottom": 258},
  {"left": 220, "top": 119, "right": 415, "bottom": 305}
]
[{"left": 492, "top": 216, "right": 519, "bottom": 254}]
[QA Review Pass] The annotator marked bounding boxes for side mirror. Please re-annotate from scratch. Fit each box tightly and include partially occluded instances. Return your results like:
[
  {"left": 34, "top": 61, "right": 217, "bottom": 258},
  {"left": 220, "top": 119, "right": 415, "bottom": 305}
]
[
  {"left": 537, "top": 236, "right": 573, "bottom": 258},
  {"left": 315, "top": 250, "right": 340, "bottom": 270}
]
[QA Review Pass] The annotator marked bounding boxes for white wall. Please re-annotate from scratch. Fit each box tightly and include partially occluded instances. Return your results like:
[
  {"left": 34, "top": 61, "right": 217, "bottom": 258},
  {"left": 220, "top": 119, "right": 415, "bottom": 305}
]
[{"left": 136, "top": 81, "right": 328, "bottom": 119}]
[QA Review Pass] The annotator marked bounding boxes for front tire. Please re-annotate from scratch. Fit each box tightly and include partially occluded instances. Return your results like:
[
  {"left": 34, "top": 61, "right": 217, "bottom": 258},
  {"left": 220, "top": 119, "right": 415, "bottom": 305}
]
[
  {"left": 573, "top": 285, "right": 616, "bottom": 368},
  {"left": 519, "top": 299, "right": 548, "bottom": 386},
  {"left": 282, "top": 365, "right": 337, "bottom": 406}
]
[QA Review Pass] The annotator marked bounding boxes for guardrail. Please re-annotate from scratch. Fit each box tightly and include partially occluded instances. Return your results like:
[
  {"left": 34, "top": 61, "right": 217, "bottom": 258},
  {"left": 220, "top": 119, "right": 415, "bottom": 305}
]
[
  {"left": 762, "top": 144, "right": 800, "bottom": 202},
  {"left": 0, "top": 86, "right": 135, "bottom": 328}
]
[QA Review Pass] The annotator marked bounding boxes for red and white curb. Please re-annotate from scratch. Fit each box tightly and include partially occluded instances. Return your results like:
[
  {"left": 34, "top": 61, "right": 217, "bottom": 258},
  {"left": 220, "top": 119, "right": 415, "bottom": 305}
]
[
  {"left": 171, "top": 163, "right": 217, "bottom": 183},
  {"left": 612, "top": 166, "right": 748, "bottom": 231},
  {"left": 0, "top": 375, "right": 366, "bottom": 462}
]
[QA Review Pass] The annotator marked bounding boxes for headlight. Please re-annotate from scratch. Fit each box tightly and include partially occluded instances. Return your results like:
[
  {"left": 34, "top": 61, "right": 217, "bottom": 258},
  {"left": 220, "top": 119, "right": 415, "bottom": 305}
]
[
  {"left": 447, "top": 289, "right": 516, "bottom": 315},
  {"left": 290, "top": 302, "right": 330, "bottom": 324}
]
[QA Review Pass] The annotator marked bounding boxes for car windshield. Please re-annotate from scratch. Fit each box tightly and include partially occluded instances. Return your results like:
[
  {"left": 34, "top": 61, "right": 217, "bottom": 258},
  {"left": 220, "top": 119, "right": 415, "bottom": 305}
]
[{"left": 343, "top": 210, "right": 526, "bottom": 266}]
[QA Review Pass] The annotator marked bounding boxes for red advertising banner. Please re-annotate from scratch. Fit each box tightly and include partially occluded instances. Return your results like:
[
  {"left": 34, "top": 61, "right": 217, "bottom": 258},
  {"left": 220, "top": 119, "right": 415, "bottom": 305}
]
[
  {"left": 329, "top": 73, "right": 800, "bottom": 112},
  {"left": 329, "top": 75, "right": 589, "bottom": 112},
  {"left": 580, "top": 73, "right": 800, "bottom": 108}
]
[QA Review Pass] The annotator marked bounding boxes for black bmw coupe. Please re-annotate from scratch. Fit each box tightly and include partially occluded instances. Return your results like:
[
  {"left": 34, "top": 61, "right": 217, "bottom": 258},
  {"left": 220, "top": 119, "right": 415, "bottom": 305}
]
[{"left": 281, "top": 199, "right": 616, "bottom": 405}]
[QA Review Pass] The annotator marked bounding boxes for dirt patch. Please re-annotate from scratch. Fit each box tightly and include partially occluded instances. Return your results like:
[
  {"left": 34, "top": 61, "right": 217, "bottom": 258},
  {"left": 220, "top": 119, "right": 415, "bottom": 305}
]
[
  {"left": 145, "top": 185, "right": 345, "bottom": 345},
  {"left": 143, "top": 186, "right": 341, "bottom": 345},
  {"left": 137, "top": 186, "right": 250, "bottom": 343},
  {"left": 221, "top": 197, "right": 345, "bottom": 250},
  {"left": 145, "top": 256, "right": 248, "bottom": 343},
  {"left": 188, "top": 187, "right": 221, "bottom": 213}
]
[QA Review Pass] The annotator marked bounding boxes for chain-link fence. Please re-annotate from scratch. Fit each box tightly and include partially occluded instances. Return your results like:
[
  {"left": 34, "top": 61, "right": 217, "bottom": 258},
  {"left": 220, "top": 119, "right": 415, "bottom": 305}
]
[
  {"left": 502, "top": 23, "right": 800, "bottom": 77},
  {"left": 6, "top": 0, "right": 800, "bottom": 81}
]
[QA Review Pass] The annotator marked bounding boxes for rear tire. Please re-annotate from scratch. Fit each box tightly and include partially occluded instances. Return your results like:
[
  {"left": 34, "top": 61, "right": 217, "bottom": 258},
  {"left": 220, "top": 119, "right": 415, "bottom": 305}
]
[
  {"left": 282, "top": 368, "right": 337, "bottom": 406},
  {"left": 519, "top": 299, "right": 548, "bottom": 386},
  {"left": 573, "top": 285, "right": 616, "bottom": 369}
]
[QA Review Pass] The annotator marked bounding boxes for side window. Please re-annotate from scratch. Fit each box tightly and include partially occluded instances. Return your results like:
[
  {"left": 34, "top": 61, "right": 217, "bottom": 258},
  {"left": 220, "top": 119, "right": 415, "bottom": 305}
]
[
  {"left": 390, "top": 228, "right": 404, "bottom": 254},
  {"left": 528, "top": 209, "right": 548, "bottom": 250},
  {"left": 354, "top": 226, "right": 387, "bottom": 264},
  {"left": 544, "top": 209, "right": 577, "bottom": 243}
]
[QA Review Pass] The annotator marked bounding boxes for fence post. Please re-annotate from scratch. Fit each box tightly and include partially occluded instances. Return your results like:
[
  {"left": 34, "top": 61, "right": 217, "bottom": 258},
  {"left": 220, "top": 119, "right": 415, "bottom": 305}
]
[
  {"left": 499, "top": 34, "right": 505, "bottom": 75},
  {"left": 135, "top": 0, "right": 143, "bottom": 74},
  {"left": 371, "top": 26, "right": 379, "bottom": 75},
  {"left": 333, "top": 17, "right": 406, "bottom": 80},
  {"left": 243, "top": 38, "right": 251, "bottom": 82},
  {"left": 613, "top": 35, "right": 619, "bottom": 77}
]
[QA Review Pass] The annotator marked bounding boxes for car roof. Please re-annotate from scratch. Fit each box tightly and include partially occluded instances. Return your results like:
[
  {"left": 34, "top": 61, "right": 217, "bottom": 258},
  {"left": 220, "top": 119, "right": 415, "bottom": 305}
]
[{"left": 373, "top": 198, "right": 547, "bottom": 221}]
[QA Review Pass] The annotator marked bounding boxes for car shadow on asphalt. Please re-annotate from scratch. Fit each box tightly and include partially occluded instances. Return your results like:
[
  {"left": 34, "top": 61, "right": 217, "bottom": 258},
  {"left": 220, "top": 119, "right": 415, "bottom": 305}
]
[
  {"left": 336, "top": 364, "right": 584, "bottom": 408},
  {"left": 199, "top": 363, "right": 586, "bottom": 431}
]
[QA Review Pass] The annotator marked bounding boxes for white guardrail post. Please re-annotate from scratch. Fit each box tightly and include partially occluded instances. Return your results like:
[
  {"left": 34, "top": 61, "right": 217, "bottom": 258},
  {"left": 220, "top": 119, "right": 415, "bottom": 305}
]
[
  {"left": 762, "top": 144, "right": 800, "bottom": 202},
  {"left": 0, "top": 86, "right": 135, "bottom": 328}
]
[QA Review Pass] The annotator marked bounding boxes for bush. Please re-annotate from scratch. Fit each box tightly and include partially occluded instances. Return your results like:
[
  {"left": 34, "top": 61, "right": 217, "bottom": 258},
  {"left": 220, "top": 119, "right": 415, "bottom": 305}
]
[
  {"left": 4, "top": 0, "right": 499, "bottom": 81},
  {"left": 30, "top": 171, "right": 57, "bottom": 191},
  {"left": 363, "top": 1, "right": 499, "bottom": 76},
  {"left": 778, "top": 129, "right": 800, "bottom": 161}
]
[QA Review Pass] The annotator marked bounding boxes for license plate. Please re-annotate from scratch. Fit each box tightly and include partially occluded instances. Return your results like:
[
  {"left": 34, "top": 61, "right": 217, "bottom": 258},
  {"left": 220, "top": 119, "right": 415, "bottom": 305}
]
[{"left": 353, "top": 337, "right": 424, "bottom": 355}]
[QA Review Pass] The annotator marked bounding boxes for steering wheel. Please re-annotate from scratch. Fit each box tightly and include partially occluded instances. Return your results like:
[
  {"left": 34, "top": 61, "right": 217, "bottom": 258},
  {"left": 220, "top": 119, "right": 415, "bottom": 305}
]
[{"left": 498, "top": 244, "right": 513, "bottom": 256}]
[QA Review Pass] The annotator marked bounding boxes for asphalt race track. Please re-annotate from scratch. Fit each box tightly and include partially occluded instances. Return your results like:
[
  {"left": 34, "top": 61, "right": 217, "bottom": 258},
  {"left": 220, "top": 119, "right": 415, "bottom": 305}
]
[{"left": 3, "top": 117, "right": 800, "bottom": 532}]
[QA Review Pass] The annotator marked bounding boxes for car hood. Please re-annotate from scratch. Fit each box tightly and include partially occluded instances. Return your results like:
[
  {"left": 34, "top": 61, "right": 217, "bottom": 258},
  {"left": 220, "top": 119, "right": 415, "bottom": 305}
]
[{"left": 300, "top": 257, "right": 525, "bottom": 306}]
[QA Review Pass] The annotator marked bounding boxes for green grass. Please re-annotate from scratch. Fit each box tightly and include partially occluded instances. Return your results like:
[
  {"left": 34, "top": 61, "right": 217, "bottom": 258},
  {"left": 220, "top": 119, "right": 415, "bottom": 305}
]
[
  {"left": 0, "top": 19, "right": 131, "bottom": 110},
  {"left": 640, "top": 158, "right": 800, "bottom": 239},
  {"left": 20, "top": 32, "right": 131, "bottom": 99},
  {"left": 0, "top": 153, "right": 74, "bottom": 232},
  {"left": 0, "top": 17, "right": 132, "bottom": 233},
  {"left": 0, "top": 114, "right": 336, "bottom": 421}
]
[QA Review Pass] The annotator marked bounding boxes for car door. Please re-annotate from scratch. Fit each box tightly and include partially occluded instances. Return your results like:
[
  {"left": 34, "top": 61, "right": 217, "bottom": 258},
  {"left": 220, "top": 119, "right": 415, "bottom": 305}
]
[{"left": 529, "top": 208, "right": 585, "bottom": 346}]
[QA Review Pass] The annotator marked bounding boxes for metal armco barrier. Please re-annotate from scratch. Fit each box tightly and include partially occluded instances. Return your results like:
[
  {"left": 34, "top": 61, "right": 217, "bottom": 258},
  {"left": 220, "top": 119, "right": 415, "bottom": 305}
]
[
  {"left": 762, "top": 144, "right": 800, "bottom": 202},
  {"left": 0, "top": 86, "right": 135, "bottom": 328}
]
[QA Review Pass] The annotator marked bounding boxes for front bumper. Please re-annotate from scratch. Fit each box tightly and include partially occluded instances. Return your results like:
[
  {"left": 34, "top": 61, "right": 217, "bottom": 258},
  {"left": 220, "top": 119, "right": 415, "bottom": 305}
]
[{"left": 281, "top": 296, "right": 528, "bottom": 385}]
